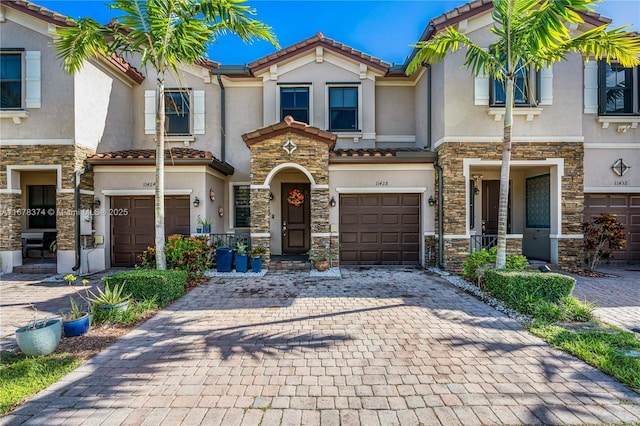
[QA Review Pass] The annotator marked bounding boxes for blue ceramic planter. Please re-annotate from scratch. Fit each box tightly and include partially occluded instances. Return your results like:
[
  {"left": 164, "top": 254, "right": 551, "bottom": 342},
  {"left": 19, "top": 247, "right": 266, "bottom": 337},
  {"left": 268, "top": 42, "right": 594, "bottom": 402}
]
[
  {"left": 216, "top": 248, "right": 233, "bottom": 272},
  {"left": 250, "top": 256, "right": 263, "bottom": 273},
  {"left": 235, "top": 253, "right": 248, "bottom": 273},
  {"left": 63, "top": 313, "right": 90, "bottom": 337},
  {"left": 15, "top": 319, "right": 62, "bottom": 356}
]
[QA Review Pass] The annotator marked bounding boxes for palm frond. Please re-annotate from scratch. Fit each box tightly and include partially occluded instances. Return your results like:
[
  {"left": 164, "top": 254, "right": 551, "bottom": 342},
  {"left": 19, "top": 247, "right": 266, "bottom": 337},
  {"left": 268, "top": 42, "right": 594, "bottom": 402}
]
[{"left": 54, "top": 18, "right": 113, "bottom": 74}]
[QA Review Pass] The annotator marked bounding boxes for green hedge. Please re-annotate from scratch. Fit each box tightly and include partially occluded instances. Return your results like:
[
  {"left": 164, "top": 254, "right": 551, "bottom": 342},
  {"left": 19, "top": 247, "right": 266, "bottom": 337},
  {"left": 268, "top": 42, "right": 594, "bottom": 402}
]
[
  {"left": 485, "top": 270, "right": 576, "bottom": 308},
  {"left": 102, "top": 270, "right": 187, "bottom": 307}
]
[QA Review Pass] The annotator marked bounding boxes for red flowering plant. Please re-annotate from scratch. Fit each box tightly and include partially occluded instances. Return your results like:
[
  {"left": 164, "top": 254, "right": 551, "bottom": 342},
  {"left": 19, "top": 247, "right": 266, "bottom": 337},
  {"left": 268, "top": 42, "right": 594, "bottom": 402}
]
[
  {"left": 138, "top": 234, "right": 212, "bottom": 281},
  {"left": 582, "top": 213, "right": 626, "bottom": 271}
]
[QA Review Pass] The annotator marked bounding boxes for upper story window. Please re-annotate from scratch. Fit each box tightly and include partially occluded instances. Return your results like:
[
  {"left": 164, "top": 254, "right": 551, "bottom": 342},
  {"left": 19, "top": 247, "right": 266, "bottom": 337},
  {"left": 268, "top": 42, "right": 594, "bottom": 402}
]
[
  {"left": 165, "top": 90, "right": 191, "bottom": 135},
  {"left": 280, "top": 87, "right": 309, "bottom": 123},
  {"left": 328, "top": 86, "right": 358, "bottom": 131},
  {"left": 491, "top": 63, "right": 539, "bottom": 106},
  {"left": 1, "top": 52, "right": 23, "bottom": 110},
  {"left": 598, "top": 61, "right": 638, "bottom": 115}
]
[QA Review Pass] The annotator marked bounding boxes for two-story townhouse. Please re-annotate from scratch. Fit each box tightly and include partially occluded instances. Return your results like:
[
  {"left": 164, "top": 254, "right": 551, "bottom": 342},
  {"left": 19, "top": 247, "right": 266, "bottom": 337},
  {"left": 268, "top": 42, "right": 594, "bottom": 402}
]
[
  {"left": 2, "top": 0, "right": 638, "bottom": 274},
  {"left": 0, "top": 0, "right": 144, "bottom": 273}
]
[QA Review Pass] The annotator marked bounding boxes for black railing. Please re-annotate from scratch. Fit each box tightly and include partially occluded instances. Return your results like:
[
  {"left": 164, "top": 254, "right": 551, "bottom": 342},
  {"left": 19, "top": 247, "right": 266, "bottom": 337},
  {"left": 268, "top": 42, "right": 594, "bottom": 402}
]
[
  {"left": 208, "top": 232, "right": 251, "bottom": 249},
  {"left": 469, "top": 234, "right": 498, "bottom": 252}
]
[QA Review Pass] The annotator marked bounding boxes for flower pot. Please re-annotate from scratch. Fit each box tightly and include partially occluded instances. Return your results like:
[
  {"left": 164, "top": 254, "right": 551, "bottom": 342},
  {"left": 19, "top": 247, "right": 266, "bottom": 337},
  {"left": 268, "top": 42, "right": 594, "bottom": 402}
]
[
  {"left": 314, "top": 260, "right": 330, "bottom": 272},
  {"left": 63, "top": 313, "right": 90, "bottom": 337},
  {"left": 15, "top": 319, "right": 62, "bottom": 356},
  {"left": 250, "top": 256, "right": 263, "bottom": 273},
  {"left": 98, "top": 300, "right": 129, "bottom": 312},
  {"left": 203, "top": 225, "right": 211, "bottom": 233},
  {"left": 216, "top": 247, "right": 233, "bottom": 272},
  {"left": 196, "top": 226, "right": 202, "bottom": 234},
  {"left": 235, "top": 253, "right": 248, "bottom": 273}
]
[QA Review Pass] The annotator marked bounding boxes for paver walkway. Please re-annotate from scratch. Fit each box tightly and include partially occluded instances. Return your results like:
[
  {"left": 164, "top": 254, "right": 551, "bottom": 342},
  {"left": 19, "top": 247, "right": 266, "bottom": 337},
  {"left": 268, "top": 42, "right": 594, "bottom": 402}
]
[
  {"left": 570, "top": 266, "right": 640, "bottom": 333},
  {"left": 3, "top": 268, "right": 639, "bottom": 425}
]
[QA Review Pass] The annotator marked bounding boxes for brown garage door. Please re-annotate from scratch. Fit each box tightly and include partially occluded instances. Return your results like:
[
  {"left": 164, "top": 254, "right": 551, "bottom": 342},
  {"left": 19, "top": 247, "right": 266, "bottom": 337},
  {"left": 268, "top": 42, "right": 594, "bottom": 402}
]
[
  {"left": 584, "top": 194, "right": 640, "bottom": 264},
  {"left": 111, "top": 196, "right": 190, "bottom": 266},
  {"left": 340, "top": 194, "right": 420, "bottom": 265}
]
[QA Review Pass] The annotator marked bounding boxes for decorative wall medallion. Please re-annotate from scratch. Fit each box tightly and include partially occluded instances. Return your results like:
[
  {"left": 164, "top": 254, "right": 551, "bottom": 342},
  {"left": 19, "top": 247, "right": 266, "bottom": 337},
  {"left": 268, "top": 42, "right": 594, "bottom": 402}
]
[
  {"left": 612, "top": 158, "right": 630, "bottom": 176},
  {"left": 283, "top": 138, "right": 297, "bottom": 155}
]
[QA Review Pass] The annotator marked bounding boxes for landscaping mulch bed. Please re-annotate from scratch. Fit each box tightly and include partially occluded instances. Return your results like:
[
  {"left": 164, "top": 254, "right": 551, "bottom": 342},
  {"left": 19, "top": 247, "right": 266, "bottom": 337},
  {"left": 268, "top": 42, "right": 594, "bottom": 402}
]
[{"left": 566, "top": 268, "right": 616, "bottom": 278}]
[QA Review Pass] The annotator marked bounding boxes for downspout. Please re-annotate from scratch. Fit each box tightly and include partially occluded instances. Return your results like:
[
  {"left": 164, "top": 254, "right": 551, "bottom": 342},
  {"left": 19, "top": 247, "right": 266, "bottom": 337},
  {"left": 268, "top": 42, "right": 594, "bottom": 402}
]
[
  {"left": 216, "top": 73, "right": 226, "bottom": 163},
  {"left": 426, "top": 63, "right": 432, "bottom": 150},
  {"left": 72, "top": 169, "right": 83, "bottom": 271}
]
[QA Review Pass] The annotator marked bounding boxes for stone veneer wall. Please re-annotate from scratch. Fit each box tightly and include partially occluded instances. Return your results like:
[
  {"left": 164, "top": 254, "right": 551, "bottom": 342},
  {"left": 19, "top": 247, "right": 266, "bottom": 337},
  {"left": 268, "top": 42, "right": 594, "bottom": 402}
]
[
  {"left": 436, "top": 141, "right": 583, "bottom": 272},
  {"left": 0, "top": 144, "right": 95, "bottom": 255},
  {"left": 248, "top": 132, "right": 336, "bottom": 264}
]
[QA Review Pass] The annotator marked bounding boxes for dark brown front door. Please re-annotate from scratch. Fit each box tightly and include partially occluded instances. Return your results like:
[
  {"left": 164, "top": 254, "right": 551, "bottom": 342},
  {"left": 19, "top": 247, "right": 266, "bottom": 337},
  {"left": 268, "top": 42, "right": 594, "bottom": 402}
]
[
  {"left": 111, "top": 196, "right": 190, "bottom": 266},
  {"left": 281, "top": 183, "right": 310, "bottom": 254},
  {"left": 482, "top": 180, "right": 511, "bottom": 234},
  {"left": 339, "top": 194, "right": 420, "bottom": 265}
]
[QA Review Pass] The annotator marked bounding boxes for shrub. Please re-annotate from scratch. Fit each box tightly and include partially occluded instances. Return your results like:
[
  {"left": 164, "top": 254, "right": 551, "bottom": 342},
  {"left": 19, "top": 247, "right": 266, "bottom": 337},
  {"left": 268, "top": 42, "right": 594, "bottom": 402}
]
[
  {"left": 91, "top": 297, "right": 158, "bottom": 325},
  {"left": 485, "top": 270, "right": 575, "bottom": 313},
  {"left": 582, "top": 213, "right": 626, "bottom": 271},
  {"left": 102, "top": 269, "right": 187, "bottom": 307},
  {"left": 462, "top": 247, "right": 529, "bottom": 286},
  {"left": 138, "top": 235, "right": 212, "bottom": 280}
]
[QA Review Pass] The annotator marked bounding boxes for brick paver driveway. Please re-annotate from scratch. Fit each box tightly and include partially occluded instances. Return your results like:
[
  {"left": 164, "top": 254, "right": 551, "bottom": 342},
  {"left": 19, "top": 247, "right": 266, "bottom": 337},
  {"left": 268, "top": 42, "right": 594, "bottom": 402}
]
[{"left": 4, "top": 268, "right": 640, "bottom": 425}]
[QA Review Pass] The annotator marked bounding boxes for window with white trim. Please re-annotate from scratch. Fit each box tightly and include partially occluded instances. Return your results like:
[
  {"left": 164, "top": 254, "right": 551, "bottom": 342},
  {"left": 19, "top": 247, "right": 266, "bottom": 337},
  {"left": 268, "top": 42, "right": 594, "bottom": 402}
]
[
  {"left": 0, "top": 52, "right": 22, "bottom": 109},
  {"left": 145, "top": 89, "right": 205, "bottom": 136},
  {"left": 491, "top": 62, "right": 540, "bottom": 106},
  {"left": 598, "top": 61, "right": 639, "bottom": 115},
  {"left": 165, "top": 89, "right": 191, "bottom": 135},
  {"left": 328, "top": 86, "right": 358, "bottom": 131},
  {"left": 280, "top": 86, "right": 309, "bottom": 123}
]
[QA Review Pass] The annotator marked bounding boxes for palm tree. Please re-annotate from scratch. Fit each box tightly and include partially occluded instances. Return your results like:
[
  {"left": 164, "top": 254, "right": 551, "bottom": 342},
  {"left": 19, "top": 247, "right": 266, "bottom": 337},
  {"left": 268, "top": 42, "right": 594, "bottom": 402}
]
[
  {"left": 407, "top": 0, "right": 640, "bottom": 268},
  {"left": 55, "top": 0, "right": 278, "bottom": 269}
]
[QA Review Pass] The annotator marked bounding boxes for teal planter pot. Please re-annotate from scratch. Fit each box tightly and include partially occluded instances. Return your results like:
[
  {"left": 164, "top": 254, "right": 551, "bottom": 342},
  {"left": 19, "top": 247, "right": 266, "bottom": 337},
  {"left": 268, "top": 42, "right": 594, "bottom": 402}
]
[
  {"left": 235, "top": 253, "right": 248, "bottom": 273},
  {"left": 216, "top": 248, "right": 233, "bottom": 272},
  {"left": 98, "top": 300, "right": 129, "bottom": 312},
  {"left": 63, "top": 313, "right": 90, "bottom": 337},
  {"left": 15, "top": 319, "right": 62, "bottom": 356}
]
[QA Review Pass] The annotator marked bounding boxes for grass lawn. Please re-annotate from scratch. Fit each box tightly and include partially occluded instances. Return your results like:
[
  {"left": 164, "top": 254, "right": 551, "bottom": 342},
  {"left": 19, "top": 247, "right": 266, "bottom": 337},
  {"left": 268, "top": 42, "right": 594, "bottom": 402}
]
[
  {"left": 530, "top": 322, "right": 640, "bottom": 393},
  {"left": 0, "top": 353, "right": 80, "bottom": 415}
]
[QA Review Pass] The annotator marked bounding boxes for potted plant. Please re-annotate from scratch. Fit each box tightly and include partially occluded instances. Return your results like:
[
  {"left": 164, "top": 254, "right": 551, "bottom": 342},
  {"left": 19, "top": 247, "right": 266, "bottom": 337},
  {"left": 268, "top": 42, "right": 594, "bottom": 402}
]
[
  {"left": 234, "top": 242, "right": 249, "bottom": 273},
  {"left": 249, "top": 245, "right": 267, "bottom": 273},
  {"left": 308, "top": 244, "right": 338, "bottom": 272},
  {"left": 15, "top": 306, "right": 62, "bottom": 356},
  {"left": 61, "top": 297, "right": 91, "bottom": 337},
  {"left": 198, "top": 216, "right": 212, "bottom": 233},
  {"left": 90, "top": 282, "right": 131, "bottom": 312}
]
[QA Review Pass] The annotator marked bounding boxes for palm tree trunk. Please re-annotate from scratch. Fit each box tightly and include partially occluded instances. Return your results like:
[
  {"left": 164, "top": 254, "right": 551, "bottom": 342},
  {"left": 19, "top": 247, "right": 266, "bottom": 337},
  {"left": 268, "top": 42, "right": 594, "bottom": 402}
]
[
  {"left": 155, "top": 77, "right": 167, "bottom": 270},
  {"left": 496, "top": 77, "right": 514, "bottom": 269}
]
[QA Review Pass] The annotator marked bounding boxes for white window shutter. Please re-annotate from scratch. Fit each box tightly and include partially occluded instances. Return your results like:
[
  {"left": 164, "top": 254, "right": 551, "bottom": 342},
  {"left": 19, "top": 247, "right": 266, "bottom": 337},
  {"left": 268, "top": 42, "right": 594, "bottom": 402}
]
[
  {"left": 193, "top": 90, "right": 205, "bottom": 135},
  {"left": 584, "top": 60, "right": 598, "bottom": 114},
  {"left": 25, "top": 51, "right": 41, "bottom": 108},
  {"left": 144, "top": 90, "right": 156, "bottom": 134},
  {"left": 474, "top": 69, "right": 489, "bottom": 106},
  {"left": 539, "top": 64, "right": 553, "bottom": 105}
]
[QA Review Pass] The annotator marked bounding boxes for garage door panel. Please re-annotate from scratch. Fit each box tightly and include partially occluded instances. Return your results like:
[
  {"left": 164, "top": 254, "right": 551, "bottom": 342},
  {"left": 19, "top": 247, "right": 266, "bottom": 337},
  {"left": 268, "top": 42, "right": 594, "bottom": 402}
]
[
  {"left": 585, "top": 194, "right": 639, "bottom": 264},
  {"left": 339, "top": 193, "right": 420, "bottom": 265}
]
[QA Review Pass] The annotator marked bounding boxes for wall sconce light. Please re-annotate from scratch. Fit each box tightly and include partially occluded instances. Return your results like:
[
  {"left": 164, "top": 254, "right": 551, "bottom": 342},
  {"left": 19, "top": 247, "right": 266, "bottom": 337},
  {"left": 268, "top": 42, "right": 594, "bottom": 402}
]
[
  {"left": 474, "top": 187, "right": 480, "bottom": 196},
  {"left": 218, "top": 206, "right": 224, "bottom": 217},
  {"left": 193, "top": 196, "right": 200, "bottom": 208},
  {"left": 329, "top": 196, "right": 336, "bottom": 207},
  {"left": 94, "top": 198, "right": 101, "bottom": 207},
  {"left": 428, "top": 195, "right": 436, "bottom": 207},
  {"left": 269, "top": 192, "right": 274, "bottom": 201}
]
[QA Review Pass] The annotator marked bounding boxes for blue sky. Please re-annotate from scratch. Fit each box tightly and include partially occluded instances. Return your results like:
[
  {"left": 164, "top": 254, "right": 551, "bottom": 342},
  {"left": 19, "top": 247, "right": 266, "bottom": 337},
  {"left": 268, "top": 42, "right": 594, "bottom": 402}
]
[{"left": 39, "top": 0, "right": 640, "bottom": 65}]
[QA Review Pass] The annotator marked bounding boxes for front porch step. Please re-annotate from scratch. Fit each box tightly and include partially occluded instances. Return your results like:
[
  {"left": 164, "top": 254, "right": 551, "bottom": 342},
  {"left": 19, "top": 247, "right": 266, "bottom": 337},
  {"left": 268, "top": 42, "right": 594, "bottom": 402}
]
[
  {"left": 269, "top": 259, "right": 311, "bottom": 271},
  {"left": 13, "top": 263, "right": 57, "bottom": 274}
]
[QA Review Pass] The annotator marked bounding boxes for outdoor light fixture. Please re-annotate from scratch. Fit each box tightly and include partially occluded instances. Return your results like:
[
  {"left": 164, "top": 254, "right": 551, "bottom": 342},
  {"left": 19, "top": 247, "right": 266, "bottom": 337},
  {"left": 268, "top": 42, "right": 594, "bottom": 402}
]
[
  {"left": 539, "top": 265, "right": 551, "bottom": 273},
  {"left": 428, "top": 195, "right": 436, "bottom": 207},
  {"left": 94, "top": 198, "right": 101, "bottom": 207},
  {"left": 193, "top": 196, "right": 200, "bottom": 208},
  {"left": 330, "top": 196, "right": 336, "bottom": 207},
  {"left": 269, "top": 192, "right": 274, "bottom": 201},
  {"left": 218, "top": 206, "right": 224, "bottom": 217},
  {"left": 472, "top": 174, "right": 483, "bottom": 182}
]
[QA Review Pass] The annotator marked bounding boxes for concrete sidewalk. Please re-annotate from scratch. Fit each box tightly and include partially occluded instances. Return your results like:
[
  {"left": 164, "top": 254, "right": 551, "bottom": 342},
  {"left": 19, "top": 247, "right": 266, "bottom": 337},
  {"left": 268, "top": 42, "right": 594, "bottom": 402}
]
[{"left": 3, "top": 268, "right": 639, "bottom": 425}]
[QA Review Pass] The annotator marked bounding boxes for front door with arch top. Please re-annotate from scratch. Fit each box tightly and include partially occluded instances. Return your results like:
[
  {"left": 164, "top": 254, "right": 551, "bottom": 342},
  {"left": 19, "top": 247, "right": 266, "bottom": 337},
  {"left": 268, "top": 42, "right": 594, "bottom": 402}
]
[{"left": 281, "top": 183, "right": 310, "bottom": 254}]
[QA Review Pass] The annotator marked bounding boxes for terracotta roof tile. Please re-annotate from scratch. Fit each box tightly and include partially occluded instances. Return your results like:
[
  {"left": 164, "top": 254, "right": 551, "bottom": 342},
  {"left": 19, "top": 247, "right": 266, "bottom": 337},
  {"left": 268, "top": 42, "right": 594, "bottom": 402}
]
[
  {"left": 242, "top": 115, "right": 337, "bottom": 149},
  {"left": 89, "top": 148, "right": 214, "bottom": 160},
  {"left": 249, "top": 32, "right": 389, "bottom": 73},
  {"left": 330, "top": 148, "right": 436, "bottom": 163},
  {"left": 1, "top": 0, "right": 75, "bottom": 26}
]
